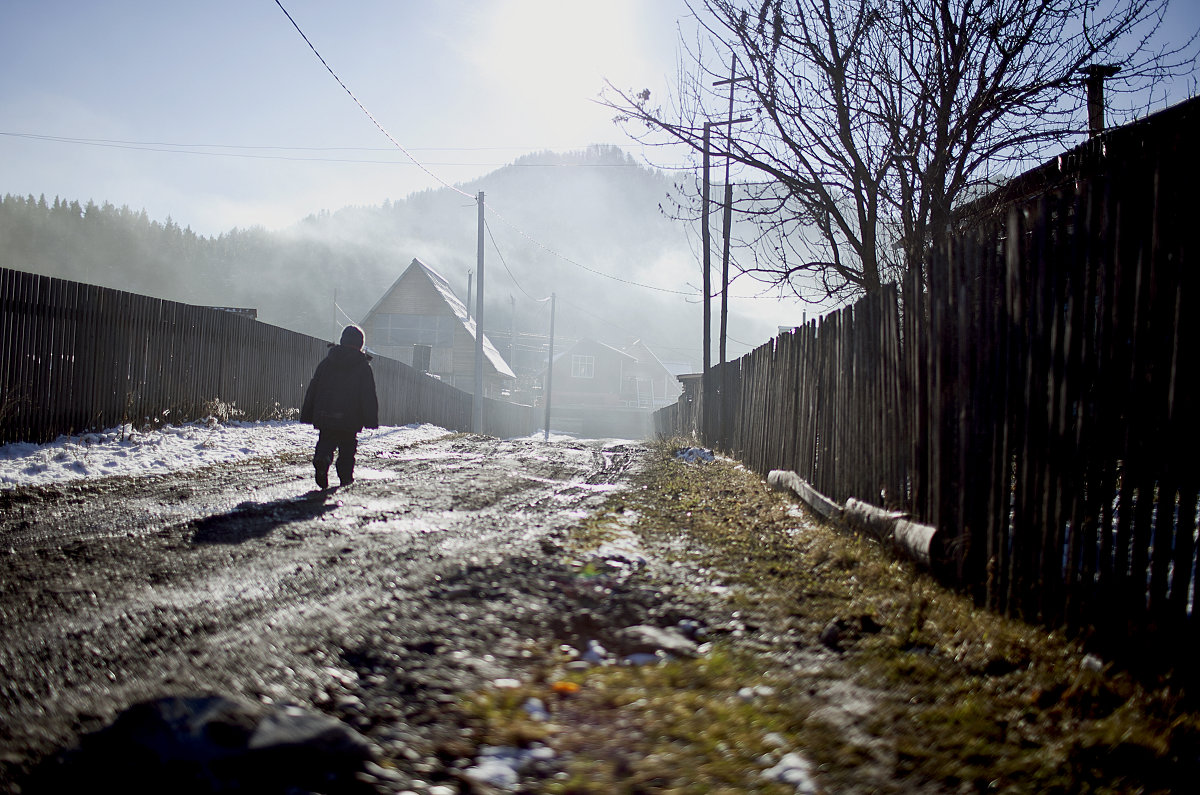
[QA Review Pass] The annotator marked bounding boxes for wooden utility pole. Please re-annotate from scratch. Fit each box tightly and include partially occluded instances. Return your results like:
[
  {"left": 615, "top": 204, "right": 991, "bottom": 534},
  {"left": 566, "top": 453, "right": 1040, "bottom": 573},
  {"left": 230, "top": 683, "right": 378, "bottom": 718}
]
[
  {"left": 700, "top": 112, "right": 751, "bottom": 375},
  {"left": 702, "top": 122, "right": 713, "bottom": 375},
  {"left": 716, "top": 55, "right": 745, "bottom": 367},
  {"left": 508, "top": 294, "right": 516, "bottom": 364},
  {"left": 719, "top": 180, "right": 733, "bottom": 366},
  {"left": 473, "top": 191, "right": 485, "bottom": 433},
  {"left": 543, "top": 292, "right": 556, "bottom": 441}
]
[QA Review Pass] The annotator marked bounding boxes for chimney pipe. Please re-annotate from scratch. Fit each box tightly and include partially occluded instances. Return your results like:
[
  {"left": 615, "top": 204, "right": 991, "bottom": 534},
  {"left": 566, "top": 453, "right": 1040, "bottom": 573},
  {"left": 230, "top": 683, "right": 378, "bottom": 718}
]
[{"left": 1083, "top": 64, "right": 1121, "bottom": 136}]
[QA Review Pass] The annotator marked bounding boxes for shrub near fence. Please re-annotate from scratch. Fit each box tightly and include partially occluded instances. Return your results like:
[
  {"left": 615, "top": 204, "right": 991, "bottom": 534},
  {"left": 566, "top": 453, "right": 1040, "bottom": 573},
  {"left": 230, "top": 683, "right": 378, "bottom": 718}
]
[
  {"left": 0, "top": 267, "right": 538, "bottom": 444},
  {"left": 657, "top": 128, "right": 1197, "bottom": 663}
]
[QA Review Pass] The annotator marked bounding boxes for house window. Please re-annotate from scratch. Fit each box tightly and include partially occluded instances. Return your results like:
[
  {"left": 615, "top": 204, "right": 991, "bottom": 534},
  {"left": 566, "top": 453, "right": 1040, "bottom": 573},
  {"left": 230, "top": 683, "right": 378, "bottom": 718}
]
[
  {"left": 571, "top": 354, "right": 595, "bottom": 379},
  {"left": 373, "top": 314, "right": 455, "bottom": 347}
]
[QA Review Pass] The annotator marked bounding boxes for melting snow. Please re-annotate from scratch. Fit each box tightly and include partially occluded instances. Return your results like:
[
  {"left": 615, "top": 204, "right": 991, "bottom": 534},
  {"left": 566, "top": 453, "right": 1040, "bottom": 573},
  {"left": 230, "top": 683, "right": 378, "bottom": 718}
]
[{"left": 0, "top": 422, "right": 450, "bottom": 490}]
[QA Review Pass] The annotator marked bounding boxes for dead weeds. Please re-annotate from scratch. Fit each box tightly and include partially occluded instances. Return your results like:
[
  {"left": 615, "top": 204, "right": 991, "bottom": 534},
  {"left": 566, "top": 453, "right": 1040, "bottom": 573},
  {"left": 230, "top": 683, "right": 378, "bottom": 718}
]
[{"left": 460, "top": 439, "right": 1199, "bottom": 793}]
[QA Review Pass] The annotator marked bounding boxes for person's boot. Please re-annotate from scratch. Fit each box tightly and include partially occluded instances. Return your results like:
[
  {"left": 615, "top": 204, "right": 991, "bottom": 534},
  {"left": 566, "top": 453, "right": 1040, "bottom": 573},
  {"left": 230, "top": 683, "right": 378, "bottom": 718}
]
[
  {"left": 314, "top": 455, "right": 331, "bottom": 489},
  {"left": 336, "top": 462, "right": 354, "bottom": 487}
]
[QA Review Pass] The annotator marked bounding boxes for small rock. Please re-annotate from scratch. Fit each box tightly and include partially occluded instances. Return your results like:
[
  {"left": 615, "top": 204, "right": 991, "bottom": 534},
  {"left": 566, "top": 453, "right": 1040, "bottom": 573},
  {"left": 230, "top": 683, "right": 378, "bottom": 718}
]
[
  {"left": 364, "top": 761, "right": 405, "bottom": 782},
  {"left": 35, "top": 694, "right": 375, "bottom": 792},
  {"left": 819, "top": 619, "right": 848, "bottom": 651}
]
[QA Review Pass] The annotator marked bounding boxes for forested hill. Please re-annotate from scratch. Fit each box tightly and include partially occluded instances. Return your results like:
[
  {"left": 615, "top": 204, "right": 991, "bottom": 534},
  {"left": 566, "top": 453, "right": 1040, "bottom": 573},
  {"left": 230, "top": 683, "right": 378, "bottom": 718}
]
[{"left": 0, "top": 145, "right": 703, "bottom": 365}]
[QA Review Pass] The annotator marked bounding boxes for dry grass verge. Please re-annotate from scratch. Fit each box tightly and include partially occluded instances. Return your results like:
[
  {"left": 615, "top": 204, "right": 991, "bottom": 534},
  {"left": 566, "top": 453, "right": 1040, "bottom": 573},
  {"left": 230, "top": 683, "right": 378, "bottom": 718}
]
[{"left": 461, "top": 439, "right": 1199, "bottom": 793}]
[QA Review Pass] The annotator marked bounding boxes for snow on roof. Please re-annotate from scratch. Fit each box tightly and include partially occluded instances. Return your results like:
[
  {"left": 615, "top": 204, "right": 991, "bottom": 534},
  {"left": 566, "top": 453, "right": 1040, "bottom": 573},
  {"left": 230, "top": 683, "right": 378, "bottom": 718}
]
[
  {"left": 624, "top": 339, "right": 672, "bottom": 371},
  {"left": 365, "top": 258, "right": 515, "bottom": 380},
  {"left": 552, "top": 338, "right": 636, "bottom": 364}
]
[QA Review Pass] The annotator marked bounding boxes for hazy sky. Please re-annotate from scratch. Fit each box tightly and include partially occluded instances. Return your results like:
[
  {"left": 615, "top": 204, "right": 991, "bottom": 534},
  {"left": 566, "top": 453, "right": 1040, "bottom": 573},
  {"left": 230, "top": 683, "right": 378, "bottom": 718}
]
[
  {"left": 2, "top": 1, "right": 1197, "bottom": 357},
  {"left": 0, "top": 0, "right": 693, "bottom": 236}
]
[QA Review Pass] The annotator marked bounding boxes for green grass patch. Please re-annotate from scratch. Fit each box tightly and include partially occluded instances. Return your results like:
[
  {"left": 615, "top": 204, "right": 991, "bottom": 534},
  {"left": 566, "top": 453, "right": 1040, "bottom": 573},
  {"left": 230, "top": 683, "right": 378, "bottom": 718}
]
[{"left": 464, "top": 645, "right": 807, "bottom": 794}]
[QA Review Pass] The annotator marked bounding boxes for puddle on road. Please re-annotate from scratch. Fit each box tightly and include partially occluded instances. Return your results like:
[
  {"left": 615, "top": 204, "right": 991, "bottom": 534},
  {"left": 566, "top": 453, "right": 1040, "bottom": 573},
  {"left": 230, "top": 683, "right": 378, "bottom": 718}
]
[
  {"left": 358, "top": 512, "right": 461, "bottom": 537},
  {"left": 348, "top": 468, "right": 396, "bottom": 481}
]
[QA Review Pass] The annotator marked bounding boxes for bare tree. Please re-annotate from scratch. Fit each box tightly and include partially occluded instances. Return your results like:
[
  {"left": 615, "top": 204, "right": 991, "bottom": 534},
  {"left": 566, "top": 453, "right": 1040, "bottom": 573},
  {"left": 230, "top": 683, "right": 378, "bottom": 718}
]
[{"left": 605, "top": 0, "right": 1197, "bottom": 302}]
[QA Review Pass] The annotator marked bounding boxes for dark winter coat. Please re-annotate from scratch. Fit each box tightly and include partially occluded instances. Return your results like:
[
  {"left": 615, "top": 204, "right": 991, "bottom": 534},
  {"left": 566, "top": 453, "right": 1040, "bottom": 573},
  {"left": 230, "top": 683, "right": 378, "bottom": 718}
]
[{"left": 300, "top": 344, "right": 379, "bottom": 433}]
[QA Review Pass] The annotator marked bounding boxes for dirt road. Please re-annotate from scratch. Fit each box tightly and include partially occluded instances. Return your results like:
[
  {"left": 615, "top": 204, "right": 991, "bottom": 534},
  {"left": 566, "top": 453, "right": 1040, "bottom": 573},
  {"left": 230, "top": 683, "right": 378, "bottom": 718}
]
[{"left": 1, "top": 432, "right": 649, "bottom": 792}]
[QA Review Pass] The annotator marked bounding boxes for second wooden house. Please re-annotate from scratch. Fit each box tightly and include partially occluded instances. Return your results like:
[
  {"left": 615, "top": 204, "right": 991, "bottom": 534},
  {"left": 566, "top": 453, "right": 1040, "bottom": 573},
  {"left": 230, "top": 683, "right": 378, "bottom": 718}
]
[{"left": 360, "top": 258, "right": 516, "bottom": 398}]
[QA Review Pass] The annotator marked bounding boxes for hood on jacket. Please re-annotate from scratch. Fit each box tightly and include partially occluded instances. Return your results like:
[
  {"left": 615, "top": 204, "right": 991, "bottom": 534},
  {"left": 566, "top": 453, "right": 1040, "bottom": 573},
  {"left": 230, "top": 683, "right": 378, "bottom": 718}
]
[{"left": 324, "top": 343, "right": 371, "bottom": 370}]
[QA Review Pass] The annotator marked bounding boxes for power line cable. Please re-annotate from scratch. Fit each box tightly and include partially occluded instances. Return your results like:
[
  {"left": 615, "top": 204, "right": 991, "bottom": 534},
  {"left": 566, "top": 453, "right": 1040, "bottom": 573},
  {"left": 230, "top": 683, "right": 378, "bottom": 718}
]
[
  {"left": 0, "top": 132, "right": 647, "bottom": 167},
  {"left": 484, "top": 219, "right": 549, "bottom": 303},
  {"left": 274, "top": 2, "right": 692, "bottom": 299},
  {"left": 273, "top": 0, "right": 473, "bottom": 200},
  {"left": 484, "top": 223, "right": 708, "bottom": 358},
  {"left": 333, "top": 301, "right": 358, "bottom": 326},
  {"left": 483, "top": 205, "right": 696, "bottom": 296},
  {"left": 0, "top": 133, "right": 645, "bottom": 154},
  {"left": 555, "top": 294, "right": 682, "bottom": 351}
]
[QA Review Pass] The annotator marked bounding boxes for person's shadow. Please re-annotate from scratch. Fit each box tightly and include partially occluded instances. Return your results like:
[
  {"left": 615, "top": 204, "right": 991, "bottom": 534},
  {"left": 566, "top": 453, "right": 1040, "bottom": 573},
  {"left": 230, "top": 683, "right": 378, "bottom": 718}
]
[{"left": 190, "top": 489, "right": 341, "bottom": 545}]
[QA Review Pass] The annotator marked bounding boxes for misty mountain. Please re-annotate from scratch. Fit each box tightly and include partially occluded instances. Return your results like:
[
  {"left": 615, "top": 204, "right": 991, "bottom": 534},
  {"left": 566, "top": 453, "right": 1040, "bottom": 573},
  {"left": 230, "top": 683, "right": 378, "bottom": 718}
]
[{"left": 1, "top": 145, "right": 709, "bottom": 370}]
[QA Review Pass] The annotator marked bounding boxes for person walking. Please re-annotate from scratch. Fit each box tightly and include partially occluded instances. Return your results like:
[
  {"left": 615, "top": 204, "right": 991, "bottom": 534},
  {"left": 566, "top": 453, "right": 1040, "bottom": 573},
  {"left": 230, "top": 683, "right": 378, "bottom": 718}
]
[{"left": 300, "top": 324, "right": 379, "bottom": 489}]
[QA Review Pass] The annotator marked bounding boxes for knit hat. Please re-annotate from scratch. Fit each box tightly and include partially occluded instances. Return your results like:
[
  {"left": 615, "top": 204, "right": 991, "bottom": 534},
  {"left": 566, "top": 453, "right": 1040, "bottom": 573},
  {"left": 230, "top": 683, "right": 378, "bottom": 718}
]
[{"left": 340, "top": 324, "right": 365, "bottom": 350}]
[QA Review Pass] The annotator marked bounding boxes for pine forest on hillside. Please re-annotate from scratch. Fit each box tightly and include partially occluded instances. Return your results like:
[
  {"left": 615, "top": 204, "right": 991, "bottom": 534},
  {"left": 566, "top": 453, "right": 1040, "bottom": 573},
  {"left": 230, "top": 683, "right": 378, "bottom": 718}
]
[{"left": 0, "top": 146, "right": 714, "bottom": 373}]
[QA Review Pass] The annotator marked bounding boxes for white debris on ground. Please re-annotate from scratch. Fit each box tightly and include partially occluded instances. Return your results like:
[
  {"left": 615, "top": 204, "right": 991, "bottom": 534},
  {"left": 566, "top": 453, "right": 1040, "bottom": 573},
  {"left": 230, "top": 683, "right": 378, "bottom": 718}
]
[
  {"left": 581, "top": 639, "right": 611, "bottom": 666},
  {"left": 0, "top": 421, "right": 450, "bottom": 489},
  {"left": 674, "top": 446, "right": 716, "bottom": 463},
  {"left": 464, "top": 744, "right": 557, "bottom": 790},
  {"left": 592, "top": 513, "right": 648, "bottom": 573},
  {"left": 738, "top": 685, "right": 778, "bottom": 700},
  {"left": 521, "top": 697, "right": 551, "bottom": 721},
  {"left": 762, "top": 751, "right": 819, "bottom": 794}
]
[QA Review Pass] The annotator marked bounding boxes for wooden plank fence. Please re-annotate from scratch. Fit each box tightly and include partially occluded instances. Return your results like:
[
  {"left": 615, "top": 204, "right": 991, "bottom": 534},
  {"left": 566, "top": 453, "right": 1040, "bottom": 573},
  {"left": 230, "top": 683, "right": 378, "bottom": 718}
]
[
  {"left": 656, "top": 106, "right": 1198, "bottom": 664},
  {"left": 0, "top": 267, "right": 538, "bottom": 444}
]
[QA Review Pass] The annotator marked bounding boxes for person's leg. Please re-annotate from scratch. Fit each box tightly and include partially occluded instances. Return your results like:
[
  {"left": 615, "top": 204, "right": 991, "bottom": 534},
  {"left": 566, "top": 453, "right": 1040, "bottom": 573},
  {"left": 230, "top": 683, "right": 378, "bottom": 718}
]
[
  {"left": 335, "top": 432, "right": 358, "bottom": 485},
  {"left": 313, "top": 430, "right": 336, "bottom": 489}
]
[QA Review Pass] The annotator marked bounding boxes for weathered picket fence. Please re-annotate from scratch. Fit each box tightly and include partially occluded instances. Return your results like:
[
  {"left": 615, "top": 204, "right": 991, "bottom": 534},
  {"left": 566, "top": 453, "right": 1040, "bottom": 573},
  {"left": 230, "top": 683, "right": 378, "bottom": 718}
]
[
  {"left": 658, "top": 101, "right": 1198, "bottom": 662},
  {"left": 0, "top": 267, "right": 537, "bottom": 444}
]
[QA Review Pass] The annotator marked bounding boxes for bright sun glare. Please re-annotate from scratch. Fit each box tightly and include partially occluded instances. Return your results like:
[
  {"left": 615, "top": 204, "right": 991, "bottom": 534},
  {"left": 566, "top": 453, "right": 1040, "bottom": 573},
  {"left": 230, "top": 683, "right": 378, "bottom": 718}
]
[{"left": 473, "top": 0, "right": 647, "bottom": 134}]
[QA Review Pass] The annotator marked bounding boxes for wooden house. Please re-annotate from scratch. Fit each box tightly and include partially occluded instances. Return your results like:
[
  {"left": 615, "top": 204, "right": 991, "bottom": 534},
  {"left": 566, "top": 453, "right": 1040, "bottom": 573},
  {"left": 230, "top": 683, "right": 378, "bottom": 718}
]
[
  {"left": 543, "top": 337, "right": 680, "bottom": 438},
  {"left": 360, "top": 258, "right": 516, "bottom": 398},
  {"left": 623, "top": 339, "right": 683, "bottom": 409},
  {"left": 550, "top": 338, "right": 637, "bottom": 409}
]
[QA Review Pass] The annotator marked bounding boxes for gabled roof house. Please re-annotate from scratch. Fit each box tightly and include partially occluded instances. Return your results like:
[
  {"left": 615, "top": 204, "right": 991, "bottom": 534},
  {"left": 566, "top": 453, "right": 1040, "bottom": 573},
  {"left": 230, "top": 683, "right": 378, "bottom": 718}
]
[
  {"left": 542, "top": 337, "right": 682, "bottom": 438},
  {"left": 361, "top": 258, "right": 515, "bottom": 398},
  {"left": 623, "top": 339, "right": 683, "bottom": 409}
]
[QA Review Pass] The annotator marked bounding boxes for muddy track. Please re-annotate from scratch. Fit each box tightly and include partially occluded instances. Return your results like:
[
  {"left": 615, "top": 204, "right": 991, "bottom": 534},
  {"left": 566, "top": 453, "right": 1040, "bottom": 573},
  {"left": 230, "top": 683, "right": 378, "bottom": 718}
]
[{"left": 0, "top": 433, "right": 648, "bottom": 790}]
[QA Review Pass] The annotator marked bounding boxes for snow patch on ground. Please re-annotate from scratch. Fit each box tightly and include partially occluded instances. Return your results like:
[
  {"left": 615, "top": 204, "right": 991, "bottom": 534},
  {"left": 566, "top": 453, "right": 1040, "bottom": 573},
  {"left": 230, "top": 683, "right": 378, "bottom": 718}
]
[{"left": 0, "top": 422, "right": 450, "bottom": 490}]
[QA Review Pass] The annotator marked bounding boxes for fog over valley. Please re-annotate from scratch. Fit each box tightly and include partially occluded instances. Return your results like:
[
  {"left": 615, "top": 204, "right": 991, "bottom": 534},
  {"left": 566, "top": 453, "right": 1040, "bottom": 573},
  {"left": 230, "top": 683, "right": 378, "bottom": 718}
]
[{"left": 1, "top": 145, "right": 806, "bottom": 378}]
